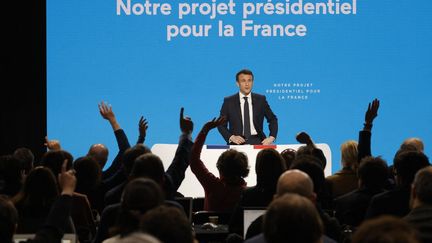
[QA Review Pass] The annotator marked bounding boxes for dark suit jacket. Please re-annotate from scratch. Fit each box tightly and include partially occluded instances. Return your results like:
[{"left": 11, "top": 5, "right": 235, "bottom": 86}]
[
  {"left": 217, "top": 93, "right": 278, "bottom": 143},
  {"left": 404, "top": 205, "right": 432, "bottom": 243}
]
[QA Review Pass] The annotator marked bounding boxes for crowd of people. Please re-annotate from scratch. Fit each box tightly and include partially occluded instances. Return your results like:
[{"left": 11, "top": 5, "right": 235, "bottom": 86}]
[{"left": 1, "top": 99, "right": 431, "bottom": 243}]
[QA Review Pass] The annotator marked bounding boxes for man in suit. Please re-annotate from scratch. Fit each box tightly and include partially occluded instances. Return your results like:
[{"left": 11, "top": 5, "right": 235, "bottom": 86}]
[{"left": 217, "top": 69, "right": 278, "bottom": 145}]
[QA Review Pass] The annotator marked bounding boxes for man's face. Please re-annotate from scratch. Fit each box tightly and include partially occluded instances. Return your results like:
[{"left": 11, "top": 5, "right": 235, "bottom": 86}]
[{"left": 236, "top": 74, "right": 253, "bottom": 95}]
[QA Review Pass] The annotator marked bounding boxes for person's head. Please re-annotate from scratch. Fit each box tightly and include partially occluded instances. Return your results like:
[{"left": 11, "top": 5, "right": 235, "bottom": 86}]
[
  {"left": 358, "top": 156, "right": 388, "bottom": 190},
  {"left": 12, "top": 166, "right": 59, "bottom": 208},
  {"left": 140, "top": 205, "right": 194, "bottom": 243},
  {"left": 263, "top": 193, "right": 323, "bottom": 243},
  {"left": 0, "top": 155, "right": 23, "bottom": 197},
  {"left": 216, "top": 149, "right": 249, "bottom": 184},
  {"left": 410, "top": 166, "right": 432, "bottom": 208},
  {"left": 13, "top": 147, "right": 34, "bottom": 174},
  {"left": 73, "top": 156, "right": 102, "bottom": 193},
  {"left": 290, "top": 155, "right": 325, "bottom": 196},
  {"left": 341, "top": 140, "right": 358, "bottom": 169},
  {"left": 40, "top": 150, "right": 73, "bottom": 176},
  {"left": 255, "top": 148, "right": 286, "bottom": 189},
  {"left": 236, "top": 69, "right": 254, "bottom": 95},
  {"left": 276, "top": 169, "right": 316, "bottom": 202},
  {"left": 122, "top": 144, "right": 152, "bottom": 176},
  {"left": 113, "top": 178, "right": 164, "bottom": 237},
  {"left": 393, "top": 151, "right": 429, "bottom": 187},
  {"left": 295, "top": 147, "right": 327, "bottom": 170},
  {"left": 0, "top": 196, "right": 18, "bottom": 243},
  {"left": 401, "top": 138, "right": 424, "bottom": 153},
  {"left": 130, "top": 154, "right": 165, "bottom": 185},
  {"left": 87, "top": 143, "right": 109, "bottom": 169},
  {"left": 352, "top": 216, "right": 419, "bottom": 243},
  {"left": 280, "top": 148, "right": 296, "bottom": 169}
]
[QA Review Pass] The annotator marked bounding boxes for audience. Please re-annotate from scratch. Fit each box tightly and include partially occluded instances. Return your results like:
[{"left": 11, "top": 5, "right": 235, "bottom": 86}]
[
  {"left": 334, "top": 156, "right": 388, "bottom": 227},
  {"left": 190, "top": 116, "right": 249, "bottom": 211},
  {"left": 246, "top": 193, "right": 324, "bottom": 243},
  {"left": 2, "top": 99, "right": 432, "bottom": 243},
  {"left": 0, "top": 160, "right": 78, "bottom": 243},
  {"left": 229, "top": 148, "right": 287, "bottom": 235},
  {"left": 326, "top": 140, "right": 359, "bottom": 199},
  {"left": 11, "top": 166, "right": 74, "bottom": 234},
  {"left": 366, "top": 151, "right": 430, "bottom": 218},
  {"left": 352, "top": 216, "right": 420, "bottom": 243},
  {"left": 102, "top": 178, "right": 164, "bottom": 243},
  {"left": 404, "top": 166, "right": 432, "bottom": 243},
  {"left": 140, "top": 205, "right": 195, "bottom": 243},
  {"left": 13, "top": 147, "right": 34, "bottom": 175}
]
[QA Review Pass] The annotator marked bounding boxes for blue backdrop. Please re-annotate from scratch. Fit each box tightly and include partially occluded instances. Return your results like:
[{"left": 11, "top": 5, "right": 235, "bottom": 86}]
[{"left": 47, "top": 0, "right": 432, "bottom": 172}]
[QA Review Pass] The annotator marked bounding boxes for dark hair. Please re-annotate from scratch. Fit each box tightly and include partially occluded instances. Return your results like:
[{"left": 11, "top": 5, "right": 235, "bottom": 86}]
[
  {"left": 296, "top": 146, "right": 327, "bottom": 170},
  {"left": 358, "top": 156, "right": 388, "bottom": 190},
  {"left": 13, "top": 147, "right": 34, "bottom": 174},
  {"left": 0, "top": 196, "right": 18, "bottom": 243},
  {"left": 263, "top": 193, "right": 323, "bottom": 243},
  {"left": 290, "top": 155, "right": 325, "bottom": 195},
  {"left": 140, "top": 205, "right": 194, "bottom": 243},
  {"left": 131, "top": 154, "right": 165, "bottom": 184},
  {"left": 393, "top": 151, "right": 429, "bottom": 186},
  {"left": 73, "top": 156, "right": 102, "bottom": 193},
  {"left": 216, "top": 149, "right": 249, "bottom": 184},
  {"left": 112, "top": 178, "right": 164, "bottom": 237},
  {"left": 236, "top": 69, "right": 254, "bottom": 81},
  {"left": 352, "top": 216, "right": 420, "bottom": 243},
  {"left": 123, "top": 144, "right": 152, "bottom": 175},
  {"left": 40, "top": 150, "right": 73, "bottom": 176},
  {"left": 413, "top": 166, "right": 432, "bottom": 204},
  {"left": 12, "top": 167, "right": 59, "bottom": 215},
  {"left": 0, "top": 155, "right": 23, "bottom": 197},
  {"left": 255, "top": 148, "right": 286, "bottom": 189},
  {"left": 280, "top": 148, "right": 296, "bottom": 170}
]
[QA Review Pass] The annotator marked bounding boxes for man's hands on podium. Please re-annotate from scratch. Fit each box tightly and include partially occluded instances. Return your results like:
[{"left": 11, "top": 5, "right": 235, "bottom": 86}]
[
  {"left": 261, "top": 136, "right": 275, "bottom": 145},
  {"left": 229, "top": 135, "right": 246, "bottom": 145},
  {"left": 180, "top": 107, "right": 193, "bottom": 136}
]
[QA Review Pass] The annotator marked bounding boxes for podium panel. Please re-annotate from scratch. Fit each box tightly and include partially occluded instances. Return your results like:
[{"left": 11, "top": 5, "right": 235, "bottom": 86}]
[{"left": 152, "top": 144, "right": 332, "bottom": 198}]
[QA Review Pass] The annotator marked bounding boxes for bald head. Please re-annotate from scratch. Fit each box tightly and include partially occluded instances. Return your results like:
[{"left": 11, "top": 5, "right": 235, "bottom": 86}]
[
  {"left": 401, "top": 138, "right": 424, "bottom": 152},
  {"left": 87, "top": 144, "right": 109, "bottom": 168},
  {"left": 276, "top": 169, "right": 315, "bottom": 200}
]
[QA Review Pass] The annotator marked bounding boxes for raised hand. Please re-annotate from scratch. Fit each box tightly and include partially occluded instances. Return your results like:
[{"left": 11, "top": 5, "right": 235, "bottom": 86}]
[
  {"left": 180, "top": 107, "right": 193, "bottom": 134},
  {"left": 58, "top": 159, "right": 76, "bottom": 196},
  {"left": 139, "top": 116, "right": 149, "bottom": 138},
  {"left": 98, "top": 101, "right": 120, "bottom": 131},
  {"left": 98, "top": 101, "right": 115, "bottom": 121},
  {"left": 202, "top": 116, "right": 226, "bottom": 134},
  {"left": 365, "top": 98, "right": 380, "bottom": 125},
  {"left": 44, "top": 136, "right": 61, "bottom": 151},
  {"left": 296, "top": 132, "right": 313, "bottom": 145}
]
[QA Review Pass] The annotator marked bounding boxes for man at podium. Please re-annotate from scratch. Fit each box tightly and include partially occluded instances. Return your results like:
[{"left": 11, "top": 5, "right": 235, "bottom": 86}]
[{"left": 217, "top": 69, "right": 278, "bottom": 145}]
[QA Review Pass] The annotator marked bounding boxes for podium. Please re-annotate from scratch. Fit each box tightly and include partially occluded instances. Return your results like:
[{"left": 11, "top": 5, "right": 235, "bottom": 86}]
[{"left": 152, "top": 144, "right": 332, "bottom": 198}]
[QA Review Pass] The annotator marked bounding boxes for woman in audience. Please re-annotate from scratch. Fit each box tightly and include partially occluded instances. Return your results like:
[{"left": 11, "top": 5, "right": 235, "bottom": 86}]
[
  {"left": 326, "top": 140, "right": 359, "bottom": 199},
  {"left": 190, "top": 117, "right": 249, "bottom": 211},
  {"left": 12, "top": 166, "right": 75, "bottom": 234}
]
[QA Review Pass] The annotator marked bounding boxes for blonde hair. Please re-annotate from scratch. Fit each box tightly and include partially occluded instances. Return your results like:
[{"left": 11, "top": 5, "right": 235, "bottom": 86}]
[{"left": 341, "top": 140, "right": 358, "bottom": 169}]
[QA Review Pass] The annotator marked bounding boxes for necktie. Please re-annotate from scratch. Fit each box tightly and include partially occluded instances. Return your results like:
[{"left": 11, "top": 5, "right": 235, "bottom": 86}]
[{"left": 243, "top": 97, "right": 251, "bottom": 138}]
